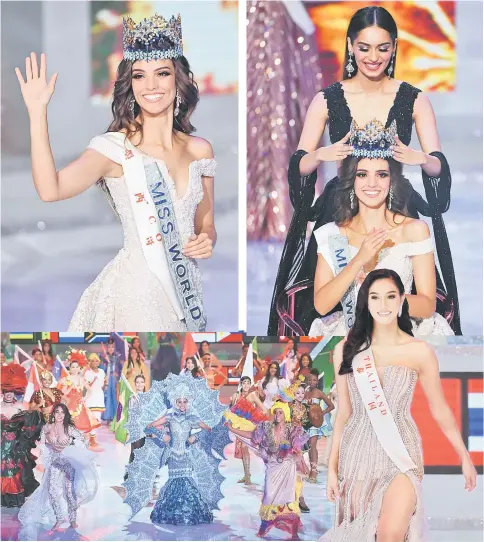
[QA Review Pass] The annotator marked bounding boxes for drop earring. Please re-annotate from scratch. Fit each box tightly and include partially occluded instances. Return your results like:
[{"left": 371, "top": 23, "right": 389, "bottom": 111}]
[
  {"left": 174, "top": 88, "right": 181, "bottom": 117},
  {"left": 388, "top": 50, "right": 396, "bottom": 77},
  {"left": 129, "top": 96, "right": 136, "bottom": 117},
  {"left": 388, "top": 184, "right": 394, "bottom": 210},
  {"left": 350, "top": 188, "right": 355, "bottom": 209},
  {"left": 346, "top": 50, "right": 355, "bottom": 77},
  {"left": 398, "top": 304, "right": 403, "bottom": 317}
]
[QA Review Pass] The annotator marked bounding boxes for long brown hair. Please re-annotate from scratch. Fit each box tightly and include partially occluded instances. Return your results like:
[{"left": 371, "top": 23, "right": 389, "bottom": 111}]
[{"left": 107, "top": 56, "right": 199, "bottom": 141}]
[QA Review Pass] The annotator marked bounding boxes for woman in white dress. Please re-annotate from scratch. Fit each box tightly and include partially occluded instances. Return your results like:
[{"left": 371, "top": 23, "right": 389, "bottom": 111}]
[
  {"left": 258, "top": 362, "right": 289, "bottom": 410},
  {"left": 15, "top": 14, "right": 216, "bottom": 331},
  {"left": 310, "top": 121, "right": 453, "bottom": 338},
  {"left": 84, "top": 354, "right": 105, "bottom": 449}
]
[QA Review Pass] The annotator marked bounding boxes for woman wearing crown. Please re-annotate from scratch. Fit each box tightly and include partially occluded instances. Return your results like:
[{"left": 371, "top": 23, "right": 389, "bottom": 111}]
[
  {"left": 308, "top": 125, "right": 454, "bottom": 338},
  {"left": 15, "top": 13, "right": 216, "bottom": 332},
  {"left": 268, "top": 6, "right": 460, "bottom": 336}
]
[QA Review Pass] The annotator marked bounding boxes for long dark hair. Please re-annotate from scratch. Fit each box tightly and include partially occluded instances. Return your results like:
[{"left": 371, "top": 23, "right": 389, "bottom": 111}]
[
  {"left": 108, "top": 55, "right": 198, "bottom": 140},
  {"left": 343, "top": 6, "right": 398, "bottom": 80},
  {"left": 198, "top": 341, "right": 210, "bottom": 358},
  {"left": 185, "top": 356, "right": 199, "bottom": 378},
  {"left": 49, "top": 402, "right": 75, "bottom": 433},
  {"left": 128, "top": 347, "right": 141, "bottom": 368},
  {"left": 41, "top": 339, "right": 53, "bottom": 358},
  {"left": 334, "top": 156, "right": 412, "bottom": 226},
  {"left": 262, "top": 362, "right": 281, "bottom": 390},
  {"left": 299, "top": 353, "right": 313, "bottom": 370},
  {"left": 340, "top": 269, "right": 413, "bottom": 375},
  {"left": 130, "top": 336, "right": 145, "bottom": 358}
]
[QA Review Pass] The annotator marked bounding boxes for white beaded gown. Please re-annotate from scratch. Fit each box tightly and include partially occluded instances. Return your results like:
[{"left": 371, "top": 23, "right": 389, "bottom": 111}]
[
  {"left": 67, "top": 132, "right": 216, "bottom": 331},
  {"left": 309, "top": 222, "right": 454, "bottom": 337}
]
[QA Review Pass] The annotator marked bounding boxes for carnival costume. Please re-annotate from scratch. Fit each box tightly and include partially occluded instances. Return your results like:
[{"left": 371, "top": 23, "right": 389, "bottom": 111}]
[
  {"left": 68, "top": 14, "right": 216, "bottom": 332},
  {"left": 17, "top": 424, "right": 98, "bottom": 534},
  {"left": 320, "top": 347, "right": 424, "bottom": 541},
  {"left": 1, "top": 364, "right": 44, "bottom": 508},
  {"left": 122, "top": 372, "right": 230, "bottom": 525},
  {"left": 269, "top": 82, "right": 460, "bottom": 336}
]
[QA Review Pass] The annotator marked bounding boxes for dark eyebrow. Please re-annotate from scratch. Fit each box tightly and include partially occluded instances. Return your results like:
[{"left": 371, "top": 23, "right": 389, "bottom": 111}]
[
  {"left": 376, "top": 169, "right": 390, "bottom": 173},
  {"left": 370, "top": 289, "right": 397, "bottom": 294},
  {"left": 132, "top": 66, "right": 172, "bottom": 73},
  {"left": 356, "top": 169, "right": 368, "bottom": 173},
  {"left": 358, "top": 41, "right": 392, "bottom": 47}
]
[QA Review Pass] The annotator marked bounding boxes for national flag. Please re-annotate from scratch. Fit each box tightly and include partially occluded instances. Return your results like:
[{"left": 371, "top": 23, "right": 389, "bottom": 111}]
[
  {"left": 311, "top": 334, "right": 343, "bottom": 393},
  {"left": 53, "top": 355, "right": 69, "bottom": 382},
  {"left": 23, "top": 361, "right": 42, "bottom": 405},
  {"left": 113, "top": 332, "right": 129, "bottom": 365},
  {"left": 241, "top": 340, "right": 254, "bottom": 383},
  {"left": 111, "top": 373, "right": 136, "bottom": 443},
  {"left": 14, "top": 345, "right": 33, "bottom": 369},
  {"left": 181, "top": 333, "right": 198, "bottom": 369}
]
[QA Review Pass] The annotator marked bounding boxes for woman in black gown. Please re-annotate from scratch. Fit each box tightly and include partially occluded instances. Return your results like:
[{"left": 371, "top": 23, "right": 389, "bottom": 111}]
[{"left": 268, "top": 5, "right": 460, "bottom": 336}]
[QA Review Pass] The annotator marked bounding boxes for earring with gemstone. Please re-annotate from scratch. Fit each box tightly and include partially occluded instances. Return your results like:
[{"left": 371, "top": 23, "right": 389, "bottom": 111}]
[
  {"left": 174, "top": 88, "right": 181, "bottom": 117},
  {"left": 346, "top": 50, "right": 355, "bottom": 77},
  {"left": 388, "top": 50, "right": 396, "bottom": 77},
  {"left": 350, "top": 188, "right": 355, "bottom": 209},
  {"left": 129, "top": 96, "right": 136, "bottom": 117},
  {"left": 388, "top": 184, "right": 394, "bottom": 210},
  {"left": 398, "top": 304, "right": 403, "bottom": 317}
]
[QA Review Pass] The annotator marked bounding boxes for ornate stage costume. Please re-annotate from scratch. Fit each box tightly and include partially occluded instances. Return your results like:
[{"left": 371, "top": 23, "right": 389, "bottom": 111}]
[
  {"left": 17, "top": 424, "right": 98, "bottom": 531},
  {"left": 269, "top": 81, "right": 460, "bottom": 336},
  {"left": 68, "top": 14, "right": 216, "bottom": 332},
  {"left": 59, "top": 375, "right": 100, "bottom": 433},
  {"left": 99, "top": 351, "right": 122, "bottom": 422},
  {"left": 321, "top": 349, "right": 425, "bottom": 541},
  {"left": 1, "top": 410, "right": 44, "bottom": 508},
  {"left": 30, "top": 388, "right": 63, "bottom": 421},
  {"left": 122, "top": 373, "right": 230, "bottom": 526}
]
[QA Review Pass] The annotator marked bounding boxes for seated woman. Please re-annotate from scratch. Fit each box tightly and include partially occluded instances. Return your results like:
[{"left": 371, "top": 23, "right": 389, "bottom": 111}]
[{"left": 309, "top": 121, "right": 454, "bottom": 337}]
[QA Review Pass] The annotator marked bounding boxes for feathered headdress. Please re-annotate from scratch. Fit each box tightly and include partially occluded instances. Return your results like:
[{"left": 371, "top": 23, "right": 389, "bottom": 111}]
[
  {"left": 279, "top": 375, "right": 306, "bottom": 402},
  {"left": 65, "top": 348, "right": 88, "bottom": 368},
  {"left": 123, "top": 13, "right": 183, "bottom": 62}
]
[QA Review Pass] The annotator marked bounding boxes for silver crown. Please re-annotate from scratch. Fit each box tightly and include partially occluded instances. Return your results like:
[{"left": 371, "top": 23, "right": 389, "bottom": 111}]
[{"left": 350, "top": 119, "right": 397, "bottom": 159}]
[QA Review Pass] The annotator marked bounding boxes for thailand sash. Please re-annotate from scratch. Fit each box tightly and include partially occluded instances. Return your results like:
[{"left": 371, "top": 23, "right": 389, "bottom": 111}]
[
  {"left": 328, "top": 234, "right": 357, "bottom": 331},
  {"left": 353, "top": 347, "right": 417, "bottom": 472},
  {"left": 122, "top": 152, "right": 207, "bottom": 331}
]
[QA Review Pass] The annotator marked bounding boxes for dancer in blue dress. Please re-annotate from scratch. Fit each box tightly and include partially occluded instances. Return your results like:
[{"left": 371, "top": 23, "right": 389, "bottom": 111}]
[
  {"left": 99, "top": 338, "right": 122, "bottom": 423},
  {"left": 122, "top": 372, "right": 230, "bottom": 526}
]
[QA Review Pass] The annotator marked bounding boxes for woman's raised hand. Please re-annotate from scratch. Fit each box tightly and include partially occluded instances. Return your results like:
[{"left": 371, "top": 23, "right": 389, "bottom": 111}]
[
  {"left": 15, "top": 53, "right": 58, "bottom": 113},
  {"left": 354, "top": 228, "right": 388, "bottom": 267}
]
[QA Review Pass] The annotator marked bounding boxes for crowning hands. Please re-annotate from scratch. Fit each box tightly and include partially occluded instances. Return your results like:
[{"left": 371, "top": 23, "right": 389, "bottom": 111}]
[
  {"left": 15, "top": 53, "right": 57, "bottom": 113},
  {"left": 391, "top": 135, "right": 427, "bottom": 166},
  {"left": 318, "top": 132, "right": 353, "bottom": 162},
  {"left": 183, "top": 233, "right": 213, "bottom": 259}
]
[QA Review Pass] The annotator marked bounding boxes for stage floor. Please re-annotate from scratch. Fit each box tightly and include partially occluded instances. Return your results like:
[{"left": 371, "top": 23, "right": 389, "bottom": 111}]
[{"left": 1, "top": 424, "right": 482, "bottom": 541}]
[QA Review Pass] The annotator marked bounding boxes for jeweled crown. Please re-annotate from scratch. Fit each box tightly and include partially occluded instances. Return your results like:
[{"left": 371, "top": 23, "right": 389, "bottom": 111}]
[
  {"left": 350, "top": 119, "right": 397, "bottom": 159},
  {"left": 123, "top": 13, "right": 183, "bottom": 62}
]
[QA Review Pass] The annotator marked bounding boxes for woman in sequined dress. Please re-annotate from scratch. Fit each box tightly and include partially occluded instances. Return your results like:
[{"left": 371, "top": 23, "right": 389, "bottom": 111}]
[
  {"left": 269, "top": 5, "right": 460, "bottom": 336},
  {"left": 227, "top": 402, "right": 309, "bottom": 540},
  {"left": 309, "top": 154, "right": 454, "bottom": 338},
  {"left": 322, "top": 269, "right": 476, "bottom": 542},
  {"left": 16, "top": 13, "right": 217, "bottom": 331},
  {"left": 17, "top": 403, "right": 98, "bottom": 533}
]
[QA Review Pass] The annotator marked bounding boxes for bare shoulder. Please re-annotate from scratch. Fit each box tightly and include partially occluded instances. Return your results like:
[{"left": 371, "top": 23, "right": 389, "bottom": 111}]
[
  {"left": 404, "top": 339, "right": 436, "bottom": 367},
  {"left": 184, "top": 135, "right": 214, "bottom": 160},
  {"left": 402, "top": 218, "right": 430, "bottom": 242},
  {"left": 414, "top": 91, "right": 433, "bottom": 111},
  {"left": 308, "top": 91, "right": 328, "bottom": 115}
]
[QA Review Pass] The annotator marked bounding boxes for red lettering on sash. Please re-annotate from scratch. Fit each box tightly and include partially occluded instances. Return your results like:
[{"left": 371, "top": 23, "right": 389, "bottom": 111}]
[
  {"left": 146, "top": 236, "right": 154, "bottom": 246},
  {"left": 156, "top": 233, "right": 162, "bottom": 242},
  {"left": 356, "top": 367, "right": 364, "bottom": 373},
  {"left": 381, "top": 409, "right": 387, "bottom": 415},
  {"left": 368, "top": 402, "right": 377, "bottom": 410},
  {"left": 125, "top": 150, "right": 134, "bottom": 160},
  {"left": 149, "top": 216, "right": 156, "bottom": 224},
  {"left": 135, "top": 192, "right": 146, "bottom": 203}
]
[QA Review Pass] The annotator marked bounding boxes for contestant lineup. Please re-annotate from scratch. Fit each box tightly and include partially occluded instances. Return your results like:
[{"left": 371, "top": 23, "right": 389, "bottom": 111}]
[{"left": 1, "top": 1, "right": 483, "bottom": 542}]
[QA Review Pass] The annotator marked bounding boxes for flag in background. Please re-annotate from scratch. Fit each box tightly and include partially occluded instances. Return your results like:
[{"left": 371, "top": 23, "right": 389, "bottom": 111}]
[
  {"left": 241, "top": 339, "right": 255, "bottom": 384},
  {"left": 113, "top": 332, "right": 129, "bottom": 365},
  {"left": 53, "top": 355, "right": 69, "bottom": 382},
  {"left": 181, "top": 333, "right": 198, "bottom": 369},
  {"left": 111, "top": 373, "right": 136, "bottom": 443},
  {"left": 14, "top": 345, "right": 33, "bottom": 369},
  {"left": 23, "top": 361, "right": 42, "bottom": 405}
]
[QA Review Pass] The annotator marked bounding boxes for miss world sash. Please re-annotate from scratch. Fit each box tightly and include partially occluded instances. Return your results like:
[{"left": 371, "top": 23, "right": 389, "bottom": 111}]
[
  {"left": 353, "top": 347, "right": 417, "bottom": 473},
  {"left": 122, "top": 152, "right": 206, "bottom": 331},
  {"left": 328, "top": 234, "right": 357, "bottom": 332}
]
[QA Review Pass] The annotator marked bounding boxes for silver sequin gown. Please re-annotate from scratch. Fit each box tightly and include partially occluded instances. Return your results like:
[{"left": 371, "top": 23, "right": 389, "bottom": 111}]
[
  {"left": 68, "top": 132, "right": 216, "bottom": 331},
  {"left": 309, "top": 222, "right": 454, "bottom": 337},
  {"left": 321, "top": 365, "right": 425, "bottom": 541}
]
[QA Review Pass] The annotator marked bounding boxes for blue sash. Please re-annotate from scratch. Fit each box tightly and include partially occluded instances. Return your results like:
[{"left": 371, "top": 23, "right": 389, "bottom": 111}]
[
  {"left": 144, "top": 162, "right": 207, "bottom": 332},
  {"left": 327, "top": 234, "right": 357, "bottom": 332}
]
